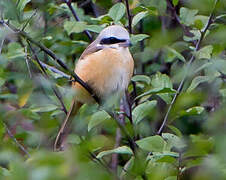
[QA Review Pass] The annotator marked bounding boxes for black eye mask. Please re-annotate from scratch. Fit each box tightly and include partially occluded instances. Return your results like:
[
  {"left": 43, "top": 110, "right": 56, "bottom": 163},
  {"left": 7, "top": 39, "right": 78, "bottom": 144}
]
[{"left": 100, "top": 37, "right": 127, "bottom": 45}]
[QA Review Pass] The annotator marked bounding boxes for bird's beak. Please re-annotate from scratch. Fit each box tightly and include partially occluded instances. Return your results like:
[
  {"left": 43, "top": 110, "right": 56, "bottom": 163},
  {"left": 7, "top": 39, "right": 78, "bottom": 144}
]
[{"left": 119, "top": 39, "right": 132, "bottom": 47}]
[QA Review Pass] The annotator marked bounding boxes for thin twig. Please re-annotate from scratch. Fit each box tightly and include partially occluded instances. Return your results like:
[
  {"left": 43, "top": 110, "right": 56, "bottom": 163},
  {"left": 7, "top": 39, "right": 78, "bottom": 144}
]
[
  {"left": 111, "top": 100, "right": 125, "bottom": 171},
  {"left": 3, "top": 122, "right": 30, "bottom": 158},
  {"left": 166, "top": 0, "right": 193, "bottom": 37},
  {"left": 63, "top": 0, "right": 92, "bottom": 41},
  {"left": 21, "top": 9, "right": 37, "bottom": 31},
  {"left": 105, "top": 109, "right": 137, "bottom": 154},
  {"left": 157, "top": 0, "right": 219, "bottom": 134},
  {"left": 124, "top": 0, "right": 138, "bottom": 107},
  {"left": 24, "top": 46, "right": 32, "bottom": 78},
  {"left": 28, "top": 41, "right": 68, "bottom": 115},
  {"left": 124, "top": 0, "right": 132, "bottom": 34},
  {"left": 38, "top": 61, "right": 71, "bottom": 79},
  {"left": 0, "top": 37, "right": 4, "bottom": 54},
  {"left": 0, "top": 20, "right": 100, "bottom": 104}
]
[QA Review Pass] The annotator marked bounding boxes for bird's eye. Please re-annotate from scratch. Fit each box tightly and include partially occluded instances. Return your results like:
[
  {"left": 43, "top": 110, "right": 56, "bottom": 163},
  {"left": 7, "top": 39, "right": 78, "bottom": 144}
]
[{"left": 100, "top": 37, "right": 126, "bottom": 45}]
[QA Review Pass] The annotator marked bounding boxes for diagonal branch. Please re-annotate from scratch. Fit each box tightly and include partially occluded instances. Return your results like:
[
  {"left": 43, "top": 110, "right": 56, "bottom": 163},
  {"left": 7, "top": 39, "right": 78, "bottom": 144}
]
[
  {"left": 28, "top": 41, "right": 68, "bottom": 115},
  {"left": 157, "top": 0, "right": 219, "bottom": 134},
  {"left": 3, "top": 122, "right": 30, "bottom": 158},
  {"left": 0, "top": 20, "right": 100, "bottom": 104}
]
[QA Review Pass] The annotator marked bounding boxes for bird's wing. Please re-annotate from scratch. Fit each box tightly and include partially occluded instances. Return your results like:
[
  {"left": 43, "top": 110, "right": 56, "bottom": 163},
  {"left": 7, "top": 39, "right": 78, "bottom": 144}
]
[{"left": 80, "top": 40, "right": 103, "bottom": 59}]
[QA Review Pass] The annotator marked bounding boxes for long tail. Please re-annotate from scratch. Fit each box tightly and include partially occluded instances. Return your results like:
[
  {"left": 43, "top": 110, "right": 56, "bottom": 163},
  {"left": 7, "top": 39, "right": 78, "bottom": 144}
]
[{"left": 54, "top": 100, "right": 82, "bottom": 151}]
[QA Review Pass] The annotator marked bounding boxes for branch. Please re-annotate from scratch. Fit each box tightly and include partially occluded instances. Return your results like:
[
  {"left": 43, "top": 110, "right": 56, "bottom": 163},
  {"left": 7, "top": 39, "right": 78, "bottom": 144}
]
[
  {"left": 38, "top": 61, "right": 71, "bottom": 79},
  {"left": 157, "top": 0, "right": 219, "bottom": 134},
  {"left": 124, "top": 0, "right": 132, "bottom": 34},
  {"left": 0, "top": 38, "right": 5, "bottom": 54},
  {"left": 105, "top": 109, "right": 137, "bottom": 153},
  {"left": 63, "top": 0, "right": 92, "bottom": 41},
  {"left": 166, "top": 0, "right": 193, "bottom": 37},
  {"left": 0, "top": 20, "right": 100, "bottom": 104},
  {"left": 111, "top": 100, "right": 125, "bottom": 171},
  {"left": 28, "top": 42, "right": 68, "bottom": 115},
  {"left": 3, "top": 122, "right": 30, "bottom": 158}
]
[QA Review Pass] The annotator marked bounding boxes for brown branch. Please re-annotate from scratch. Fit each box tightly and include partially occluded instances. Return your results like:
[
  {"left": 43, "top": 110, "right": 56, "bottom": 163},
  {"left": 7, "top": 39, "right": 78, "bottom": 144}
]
[
  {"left": 28, "top": 42, "right": 68, "bottom": 115},
  {"left": 3, "top": 122, "right": 30, "bottom": 158},
  {"left": 0, "top": 20, "right": 100, "bottom": 104},
  {"left": 166, "top": 0, "right": 193, "bottom": 37},
  {"left": 38, "top": 61, "right": 71, "bottom": 79},
  {"left": 124, "top": 0, "right": 132, "bottom": 34},
  {"left": 63, "top": 0, "right": 92, "bottom": 41},
  {"left": 157, "top": 0, "right": 219, "bottom": 134},
  {"left": 111, "top": 100, "right": 125, "bottom": 171}
]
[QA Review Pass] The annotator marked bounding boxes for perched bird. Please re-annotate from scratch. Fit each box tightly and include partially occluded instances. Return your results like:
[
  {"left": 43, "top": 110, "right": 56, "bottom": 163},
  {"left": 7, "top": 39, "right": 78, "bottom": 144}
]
[{"left": 54, "top": 25, "right": 134, "bottom": 151}]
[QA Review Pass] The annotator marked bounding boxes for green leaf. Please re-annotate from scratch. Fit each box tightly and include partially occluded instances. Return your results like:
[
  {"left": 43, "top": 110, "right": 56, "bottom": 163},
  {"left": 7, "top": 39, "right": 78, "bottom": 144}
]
[
  {"left": 147, "top": 152, "right": 179, "bottom": 161},
  {"left": 31, "top": 104, "right": 58, "bottom": 113},
  {"left": 108, "top": 3, "right": 126, "bottom": 22},
  {"left": 195, "top": 45, "right": 213, "bottom": 59},
  {"left": 141, "top": 0, "right": 166, "bottom": 15},
  {"left": 187, "top": 76, "right": 210, "bottom": 92},
  {"left": 63, "top": 21, "right": 87, "bottom": 35},
  {"left": 132, "top": 100, "right": 157, "bottom": 124},
  {"left": 17, "top": 0, "right": 31, "bottom": 11},
  {"left": 172, "top": 0, "right": 179, "bottom": 6},
  {"left": 180, "top": 7, "right": 198, "bottom": 26},
  {"left": 151, "top": 72, "right": 173, "bottom": 89},
  {"left": 194, "top": 15, "right": 209, "bottom": 30},
  {"left": 88, "top": 110, "right": 111, "bottom": 131},
  {"left": 162, "top": 133, "right": 186, "bottom": 150},
  {"left": 19, "top": 109, "right": 40, "bottom": 121},
  {"left": 166, "top": 46, "right": 185, "bottom": 62},
  {"left": 178, "top": 106, "right": 204, "bottom": 117},
  {"left": 5, "top": 42, "right": 25, "bottom": 59},
  {"left": 131, "top": 34, "right": 149, "bottom": 44},
  {"left": 165, "top": 176, "right": 177, "bottom": 180},
  {"left": 136, "top": 135, "right": 165, "bottom": 152},
  {"left": 167, "top": 125, "right": 182, "bottom": 137},
  {"left": 194, "top": 62, "right": 212, "bottom": 74},
  {"left": 120, "top": 157, "right": 134, "bottom": 178},
  {"left": 184, "top": 30, "right": 201, "bottom": 42},
  {"left": 132, "top": 11, "right": 149, "bottom": 27},
  {"left": 131, "top": 75, "right": 151, "bottom": 85},
  {"left": 220, "top": 89, "right": 226, "bottom": 103},
  {"left": 0, "top": 94, "right": 18, "bottom": 100},
  {"left": 0, "top": 167, "right": 11, "bottom": 177},
  {"left": 96, "top": 146, "right": 133, "bottom": 159},
  {"left": 85, "top": 25, "right": 104, "bottom": 33},
  {"left": 0, "top": 121, "right": 5, "bottom": 139},
  {"left": 136, "top": 72, "right": 176, "bottom": 100}
]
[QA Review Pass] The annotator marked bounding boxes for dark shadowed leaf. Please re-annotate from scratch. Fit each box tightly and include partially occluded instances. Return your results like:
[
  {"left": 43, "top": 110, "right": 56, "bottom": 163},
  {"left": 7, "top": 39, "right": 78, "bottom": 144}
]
[{"left": 187, "top": 76, "right": 211, "bottom": 92}]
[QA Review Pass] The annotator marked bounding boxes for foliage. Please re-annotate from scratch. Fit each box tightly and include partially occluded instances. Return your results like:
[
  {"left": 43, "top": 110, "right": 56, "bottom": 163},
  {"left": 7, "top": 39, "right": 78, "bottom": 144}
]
[{"left": 0, "top": 0, "right": 226, "bottom": 179}]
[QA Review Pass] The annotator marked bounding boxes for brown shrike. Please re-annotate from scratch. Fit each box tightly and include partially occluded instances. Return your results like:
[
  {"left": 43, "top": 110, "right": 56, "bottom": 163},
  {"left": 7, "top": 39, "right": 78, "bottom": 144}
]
[{"left": 54, "top": 25, "right": 134, "bottom": 151}]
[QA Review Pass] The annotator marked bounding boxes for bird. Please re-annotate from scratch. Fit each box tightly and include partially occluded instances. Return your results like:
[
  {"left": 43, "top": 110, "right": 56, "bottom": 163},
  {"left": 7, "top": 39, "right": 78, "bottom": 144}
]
[{"left": 54, "top": 25, "right": 134, "bottom": 151}]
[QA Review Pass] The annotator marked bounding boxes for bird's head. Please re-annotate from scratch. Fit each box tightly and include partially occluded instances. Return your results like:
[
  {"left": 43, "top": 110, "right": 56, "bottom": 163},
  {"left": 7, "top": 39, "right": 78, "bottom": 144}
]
[{"left": 96, "top": 25, "right": 131, "bottom": 48}]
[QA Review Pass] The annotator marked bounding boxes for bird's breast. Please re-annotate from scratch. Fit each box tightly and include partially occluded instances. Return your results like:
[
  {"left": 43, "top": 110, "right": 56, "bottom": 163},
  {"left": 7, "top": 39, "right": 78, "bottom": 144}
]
[{"left": 73, "top": 48, "right": 134, "bottom": 104}]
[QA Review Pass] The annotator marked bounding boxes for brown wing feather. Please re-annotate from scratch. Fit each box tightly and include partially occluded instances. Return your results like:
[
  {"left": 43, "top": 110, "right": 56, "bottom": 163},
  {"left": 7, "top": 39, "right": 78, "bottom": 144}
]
[{"left": 54, "top": 100, "right": 82, "bottom": 151}]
